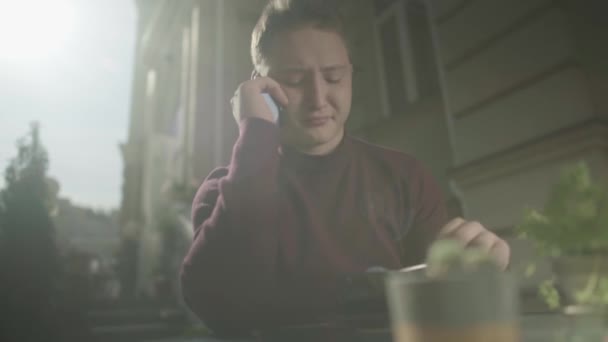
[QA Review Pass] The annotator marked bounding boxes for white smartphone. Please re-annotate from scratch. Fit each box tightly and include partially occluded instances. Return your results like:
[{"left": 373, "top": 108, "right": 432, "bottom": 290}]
[{"left": 262, "top": 93, "right": 280, "bottom": 123}]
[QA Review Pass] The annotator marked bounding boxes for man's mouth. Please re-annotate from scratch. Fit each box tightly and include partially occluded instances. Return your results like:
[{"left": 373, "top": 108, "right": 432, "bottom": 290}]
[{"left": 302, "top": 117, "right": 330, "bottom": 127}]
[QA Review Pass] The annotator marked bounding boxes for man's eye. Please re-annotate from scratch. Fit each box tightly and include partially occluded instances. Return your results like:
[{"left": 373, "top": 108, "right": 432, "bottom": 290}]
[
  {"left": 325, "top": 75, "right": 343, "bottom": 84},
  {"left": 324, "top": 70, "right": 345, "bottom": 84},
  {"left": 283, "top": 78, "right": 304, "bottom": 86},
  {"left": 278, "top": 73, "right": 305, "bottom": 86}
]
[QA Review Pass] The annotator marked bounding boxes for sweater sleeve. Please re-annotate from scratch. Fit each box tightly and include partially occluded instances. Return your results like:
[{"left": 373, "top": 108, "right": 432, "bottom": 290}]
[
  {"left": 400, "top": 161, "right": 449, "bottom": 267},
  {"left": 180, "top": 118, "right": 283, "bottom": 335}
]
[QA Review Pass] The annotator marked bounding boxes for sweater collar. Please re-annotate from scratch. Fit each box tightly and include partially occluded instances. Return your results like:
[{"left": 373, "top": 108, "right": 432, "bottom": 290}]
[{"left": 280, "top": 135, "right": 353, "bottom": 170}]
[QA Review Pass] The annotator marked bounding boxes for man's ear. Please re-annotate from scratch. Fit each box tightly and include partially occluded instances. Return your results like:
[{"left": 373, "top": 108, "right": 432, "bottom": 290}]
[{"left": 251, "top": 69, "right": 260, "bottom": 80}]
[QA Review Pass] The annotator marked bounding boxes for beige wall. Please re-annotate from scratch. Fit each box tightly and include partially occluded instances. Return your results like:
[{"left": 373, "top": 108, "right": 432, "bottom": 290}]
[
  {"left": 123, "top": 0, "right": 197, "bottom": 295},
  {"left": 185, "top": 0, "right": 456, "bottom": 193},
  {"left": 124, "top": 0, "right": 608, "bottom": 292},
  {"left": 562, "top": 0, "right": 608, "bottom": 122},
  {"left": 434, "top": 0, "right": 608, "bottom": 280},
  {"left": 191, "top": 0, "right": 268, "bottom": 178},
  {"left": 347, "top": 0, "right": 454, "bottom": 194},
  {"left": 440, "top": 1, "right": 584, "bottom": 165}
]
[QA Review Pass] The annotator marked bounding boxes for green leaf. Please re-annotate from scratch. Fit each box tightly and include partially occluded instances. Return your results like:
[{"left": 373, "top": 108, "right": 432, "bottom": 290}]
[
  {"left": 539, "top": 279, "right": 560, "bottom": 309},
  {"left": 524, "top": 263, "right": 536, "bottom": 278},
  {"left": 517, "top": 162, "right": 608, "bottom": 256}
]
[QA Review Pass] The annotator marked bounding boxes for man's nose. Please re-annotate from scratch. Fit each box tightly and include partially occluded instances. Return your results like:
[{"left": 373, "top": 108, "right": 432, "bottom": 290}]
[{"left": 306, "top": 73, "right": 327, "bottom": 110}]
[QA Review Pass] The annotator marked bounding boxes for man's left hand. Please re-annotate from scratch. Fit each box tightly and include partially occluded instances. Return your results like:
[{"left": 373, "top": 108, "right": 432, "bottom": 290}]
[{"left": 438, "top": 217, "right": 510, "bottom": 271}]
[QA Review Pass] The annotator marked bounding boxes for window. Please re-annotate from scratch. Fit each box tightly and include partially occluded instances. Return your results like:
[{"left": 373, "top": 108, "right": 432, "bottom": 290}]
[
  {"left": 374, "top": 0, "right": 440, "bottom": 117},
  {"left": 406, "top": 0, "right": 439, "bottom": 98},
  {"left": 374, "top": 0, "right": 398, "bottom": 14},
  {"left": 378, "top": 14, "right": 409, "bottom": 117}
]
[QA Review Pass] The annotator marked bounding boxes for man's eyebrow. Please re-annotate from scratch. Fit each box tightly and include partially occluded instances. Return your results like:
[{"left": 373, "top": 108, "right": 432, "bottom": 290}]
[
  {"left": 275, "top": 65, "right": 350, "bottom": 73},
  {"left": 275, "top": 67, "right": 307, "bottom": 73},
  {"left": 321, "top": 65, "right": 349, "bottom": 72}
]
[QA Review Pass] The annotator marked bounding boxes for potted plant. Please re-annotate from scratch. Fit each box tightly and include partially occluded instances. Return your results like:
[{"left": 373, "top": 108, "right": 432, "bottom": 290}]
[{"left": 517, "top": 162, "right": 608, "bottom": 311}]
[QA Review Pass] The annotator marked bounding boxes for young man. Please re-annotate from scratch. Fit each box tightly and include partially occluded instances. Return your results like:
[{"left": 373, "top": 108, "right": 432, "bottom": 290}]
[{"left": 180, "top": 0, "right": 510, "bottom": 336}]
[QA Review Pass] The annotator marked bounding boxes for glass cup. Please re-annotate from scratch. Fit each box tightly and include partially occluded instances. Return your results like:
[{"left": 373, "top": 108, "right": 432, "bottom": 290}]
[{"left": 385, "top": 270, "right": 520, "bottom": 342}]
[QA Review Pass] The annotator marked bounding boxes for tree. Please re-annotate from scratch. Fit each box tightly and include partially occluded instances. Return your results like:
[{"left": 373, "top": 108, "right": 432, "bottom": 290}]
[{"left": 0, "top": 123, "right": 60, "bottom": 340}]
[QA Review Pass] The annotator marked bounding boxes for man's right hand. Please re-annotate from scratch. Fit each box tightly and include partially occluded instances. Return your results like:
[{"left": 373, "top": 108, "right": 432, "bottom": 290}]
[{"left": 230, "top": 77, "right": 289, "bottom": 125}]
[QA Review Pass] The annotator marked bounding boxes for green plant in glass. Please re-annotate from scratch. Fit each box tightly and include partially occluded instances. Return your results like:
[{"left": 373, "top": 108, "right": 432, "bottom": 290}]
[{"left": 517, "top": 162, "right": 608, "bottom": 309}]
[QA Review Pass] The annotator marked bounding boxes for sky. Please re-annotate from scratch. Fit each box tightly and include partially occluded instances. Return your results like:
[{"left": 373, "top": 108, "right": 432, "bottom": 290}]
[{"left": 0, "top": 0, "right": 136, "bottom": 210}]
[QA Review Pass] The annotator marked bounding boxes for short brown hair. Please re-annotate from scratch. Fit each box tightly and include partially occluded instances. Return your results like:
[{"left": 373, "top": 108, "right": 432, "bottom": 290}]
[{"left": 251, "top": 0, "right": 349, "bottom": 73}]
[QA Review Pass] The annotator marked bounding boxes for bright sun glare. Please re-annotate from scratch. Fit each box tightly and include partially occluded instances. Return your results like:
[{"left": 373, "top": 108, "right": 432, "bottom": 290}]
[{"left": 0, "top": 1, "right": 76, "bottom": 63}]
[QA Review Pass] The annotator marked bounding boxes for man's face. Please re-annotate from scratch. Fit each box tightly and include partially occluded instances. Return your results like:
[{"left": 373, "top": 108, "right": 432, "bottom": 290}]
[{"left": 265, "top": 25, "right": 352, "bottom": 155}]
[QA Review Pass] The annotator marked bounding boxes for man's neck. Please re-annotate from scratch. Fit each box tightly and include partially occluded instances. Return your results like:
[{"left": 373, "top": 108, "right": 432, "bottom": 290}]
[{"left": 284, "top": 130, "right": 344, "bottom": 156}]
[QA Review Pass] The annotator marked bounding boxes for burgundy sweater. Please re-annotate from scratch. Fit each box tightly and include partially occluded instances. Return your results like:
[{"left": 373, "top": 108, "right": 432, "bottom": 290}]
[{"left": 180, "top": 118, "right": 448, "bottom": 335}]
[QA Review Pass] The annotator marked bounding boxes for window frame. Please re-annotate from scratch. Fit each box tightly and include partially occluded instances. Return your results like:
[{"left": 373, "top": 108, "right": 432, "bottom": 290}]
[{"left": 373, "top": 0, "right": 438, "bottom": 118}]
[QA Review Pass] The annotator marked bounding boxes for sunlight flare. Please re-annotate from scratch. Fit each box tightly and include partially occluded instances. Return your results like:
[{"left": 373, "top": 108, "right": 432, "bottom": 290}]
[{"left": 0, "top": 1, "right": 76, "bottom": 63}]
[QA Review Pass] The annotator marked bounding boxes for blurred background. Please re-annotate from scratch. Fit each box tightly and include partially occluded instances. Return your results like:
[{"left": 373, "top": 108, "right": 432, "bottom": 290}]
[{"left": 1, "top": 0, "right": 607, "bottom": 341}]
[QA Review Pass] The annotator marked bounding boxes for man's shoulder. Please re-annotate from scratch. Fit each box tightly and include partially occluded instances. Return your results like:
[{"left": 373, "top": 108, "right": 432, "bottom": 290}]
[
  {"left": 205, "top": 167, "right": 229, "bottom": 182},
  {"left": 193, "top": 167, "right": 229, "bottom": 202}
]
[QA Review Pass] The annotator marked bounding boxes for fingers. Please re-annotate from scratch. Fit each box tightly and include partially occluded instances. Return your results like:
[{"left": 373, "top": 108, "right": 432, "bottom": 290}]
[
  {"left": 241, "top": 76, "right": 288, "bottom": 107},
  {"left": 256, "top": 77, "right": 289, "bottom": 107},
  {"left": 438, "top": 218, "right": 511, "bottom": 271},
  {"left": 231, "top": 77, "right": 289, "bottom": 124},
  {"left": 490, "top": 240, "right": 510, "bottom": 270},
  {"left": 440, "top": 218, "right": 488, "bottom": 246},
  {"left": 469, "top": 230, "right": 497, "bottom": 252},
  {"left": 455, "top": 221, "right": 488, "bottom": 247},
  {"left": 438, "top": 217, "right": 465, "bottom": 238}
]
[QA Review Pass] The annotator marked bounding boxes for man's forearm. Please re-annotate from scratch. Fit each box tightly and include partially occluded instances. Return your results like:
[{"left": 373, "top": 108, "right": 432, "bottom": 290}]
[{"left": 180, "top": 118, "right": 284, "bottom": 333}]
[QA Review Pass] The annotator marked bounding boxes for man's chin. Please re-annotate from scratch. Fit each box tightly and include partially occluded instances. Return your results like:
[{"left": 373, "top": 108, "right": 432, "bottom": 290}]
[
  {"left": 300, "top": 132, "right": 343, "bottom": 150},
  {"left": 302, "top": 131, "right": 334, "bottom": 145},
  {"left": 281, "top": 124, "right": 342, "bottom": 151}
]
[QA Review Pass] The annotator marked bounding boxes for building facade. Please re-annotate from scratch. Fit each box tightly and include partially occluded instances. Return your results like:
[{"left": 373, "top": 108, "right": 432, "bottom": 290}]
[{"left": 120, "top": 0, "right": 608, "bottom": 296}]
